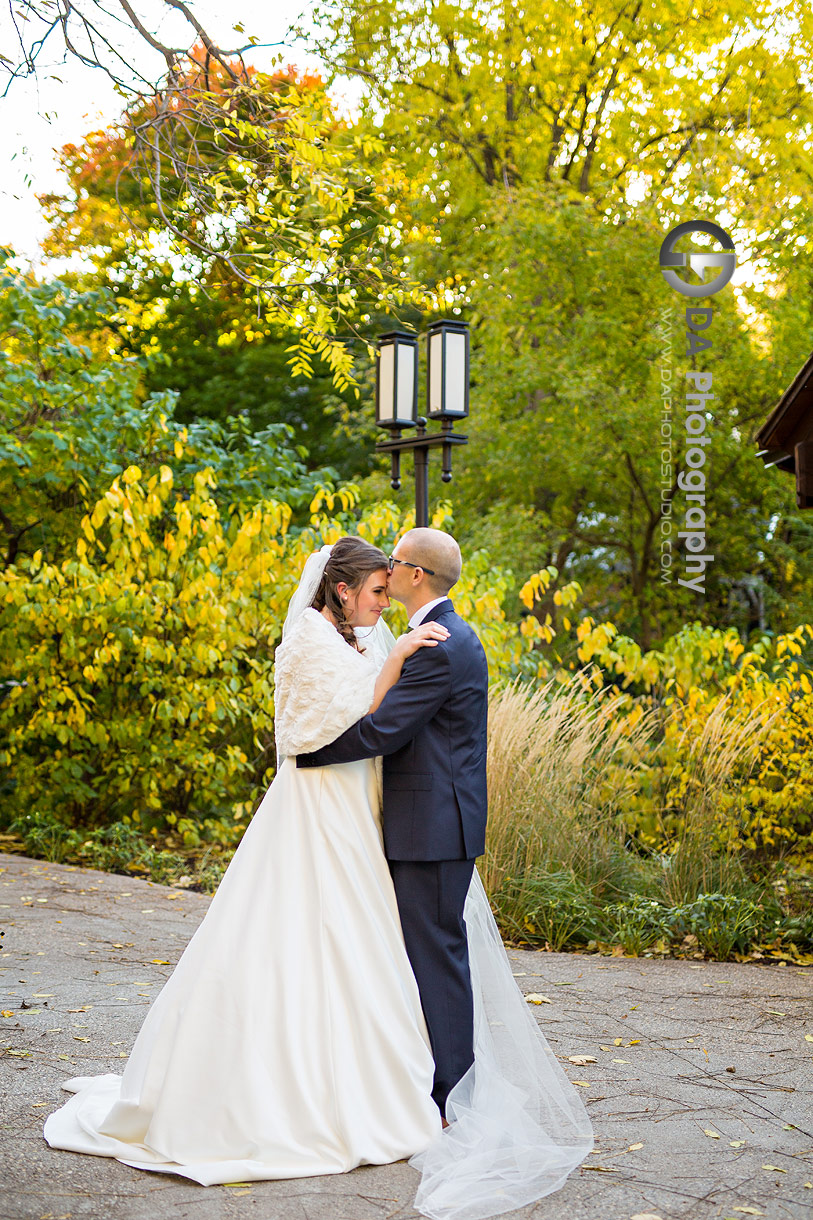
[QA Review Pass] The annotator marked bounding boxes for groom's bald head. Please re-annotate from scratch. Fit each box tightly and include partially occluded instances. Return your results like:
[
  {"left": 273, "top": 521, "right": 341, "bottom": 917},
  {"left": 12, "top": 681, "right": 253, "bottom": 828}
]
[{"left": 398, "top": 528, "right": 462, "bottom": 596}]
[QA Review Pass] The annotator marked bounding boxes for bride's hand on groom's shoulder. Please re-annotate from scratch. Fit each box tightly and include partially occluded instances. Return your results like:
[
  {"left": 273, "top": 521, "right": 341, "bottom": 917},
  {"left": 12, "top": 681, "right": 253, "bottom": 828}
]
[{"left": 394, "top": 622, "right": 450, "bottom": 659}]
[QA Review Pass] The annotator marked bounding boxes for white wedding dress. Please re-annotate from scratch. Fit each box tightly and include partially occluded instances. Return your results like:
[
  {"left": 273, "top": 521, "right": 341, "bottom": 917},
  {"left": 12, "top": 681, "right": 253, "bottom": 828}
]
[{"left": 43, "top": 553, "right": 593, "bottom": 1219}]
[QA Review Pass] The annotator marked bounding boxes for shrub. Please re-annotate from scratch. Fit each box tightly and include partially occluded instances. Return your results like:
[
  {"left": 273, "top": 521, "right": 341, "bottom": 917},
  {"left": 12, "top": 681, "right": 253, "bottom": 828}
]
[
  {"left": 6, "top": 809, "right": 83, "bottom": 863},
  {"left": 495, "top": 868, "right": 602, "bottom": 951},
  {"left": 666, "top": 892, "right": 774, "bottom": 958},
  {"left": 601, "top": 896, "right": 672, "bottom": 955},
  {"left": 778, "top": 910, "right": 813, "bottom": 951}
]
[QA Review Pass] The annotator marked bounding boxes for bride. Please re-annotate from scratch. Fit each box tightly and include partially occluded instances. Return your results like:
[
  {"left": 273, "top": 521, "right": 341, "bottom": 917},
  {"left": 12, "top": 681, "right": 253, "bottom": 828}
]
[{"left": 43, "top": 536, "right": 593, "bottom": 1219}]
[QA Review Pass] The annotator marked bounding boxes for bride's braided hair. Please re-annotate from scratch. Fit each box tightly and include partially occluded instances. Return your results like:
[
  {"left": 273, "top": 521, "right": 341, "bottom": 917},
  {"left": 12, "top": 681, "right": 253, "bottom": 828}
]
[{"left": 311, "top": 537, "right": 389, "bottom": 651}]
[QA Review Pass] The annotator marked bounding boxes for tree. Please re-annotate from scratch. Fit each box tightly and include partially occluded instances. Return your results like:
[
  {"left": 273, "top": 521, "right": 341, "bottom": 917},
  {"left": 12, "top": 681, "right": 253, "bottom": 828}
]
[
  {"left": 304, "top": 0, "right": 813, "bottom": 641},
  {"left": 0, "top": 253, "right": 337, "bottom": 569},
  {"left": 6, "top": 6, "right": 427, "bottom": 391},
  {"left": 303, "top": 1, "right": 813, "bottom": 249}
]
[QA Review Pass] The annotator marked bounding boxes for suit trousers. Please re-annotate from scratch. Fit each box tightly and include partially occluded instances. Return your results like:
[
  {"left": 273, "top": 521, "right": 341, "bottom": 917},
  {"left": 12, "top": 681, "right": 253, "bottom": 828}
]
[{"left": 388, "top": 857, "right": 476, "bottom": 1117}]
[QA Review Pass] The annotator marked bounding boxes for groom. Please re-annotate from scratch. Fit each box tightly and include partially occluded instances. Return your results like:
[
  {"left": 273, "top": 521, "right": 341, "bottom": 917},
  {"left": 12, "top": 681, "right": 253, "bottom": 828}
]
[{"left": 297, "top": 527, "right": 488, "bottom": 1121}]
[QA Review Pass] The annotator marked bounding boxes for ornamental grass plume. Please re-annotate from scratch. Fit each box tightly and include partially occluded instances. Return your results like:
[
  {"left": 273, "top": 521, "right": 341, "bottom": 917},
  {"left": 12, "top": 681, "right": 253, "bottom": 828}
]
[
  {"left": 481, "top": 672, "right": 656, "bottom": 913},
  {"left": 660, "top": 691, "right": 780, "bottom": 906}
]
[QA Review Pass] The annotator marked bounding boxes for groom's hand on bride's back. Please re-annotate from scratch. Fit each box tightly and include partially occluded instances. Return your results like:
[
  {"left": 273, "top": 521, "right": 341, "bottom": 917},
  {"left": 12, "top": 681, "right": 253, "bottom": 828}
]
[{"left": 296, "top": 629, "right": 454, "bottom": 767}]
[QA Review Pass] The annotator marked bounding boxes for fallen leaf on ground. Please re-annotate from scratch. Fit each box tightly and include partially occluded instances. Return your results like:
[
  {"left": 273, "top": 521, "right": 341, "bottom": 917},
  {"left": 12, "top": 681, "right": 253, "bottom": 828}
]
[
  {"left": 525, "top": 994, "right": 552, "bottom": 1004},
  {"left": 631, "top": 1213, "right": 663, "bottom": 1220},
  {"left": 73, "top": 1036, "right": 90, "bottom": 1043},
  {"left": 612, "top": 1058, "right": 630, "bottom": 1064},
  {"left": 1, "top": 1011, "right": 14, "bottom": 1018},
  {"left": 614, "top": 1037, "right": 624, "bottom": 1045},
  {"left": 627, "top": 1039, "right": 641, "bottom": 1046},
  {"left": 729, "top": 1140, "right": 746, "bottom": 1147},
  {"left": 150, "top": 959, "right": 170, "bottom": 965},
  {"left": 67, "top": 1006, "right": 92, "bottom": 1013},
  {"left": 582, "top": 1165, "right": 618, "bottom": 1173},
  {"left": 765, "top": 1009, "right": 786, "bottom": 1016},
  {"left": 704, "top": 1129, "right": 721, "bottom": 1139},
  {"left": 567, "top": 1056, "right": 597, "bottom": 1065},
  {"left": 628, "top": 1142, "right": 644, "bottom": 1151},
  {"left": 805, "top": 1034, "right": 813, "bottom": 1043},
  {"left": 761, "top": 1164, "right": 787, "bottom": 1173},
  {"left": 572, "top": 1080, "right": 591, "bottom": 1087},
  {"left": 600, "top": 1045, "right": 614, "bottom": 1051},
  {"left": 732, "top": 1209, "right": 764, "bottom": 1216}
]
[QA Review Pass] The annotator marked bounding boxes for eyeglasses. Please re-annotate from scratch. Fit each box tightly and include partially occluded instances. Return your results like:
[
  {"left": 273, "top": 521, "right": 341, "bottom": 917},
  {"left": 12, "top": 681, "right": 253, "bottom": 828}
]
[{"left": 387, "top": 554, "right": 435, "bottom": 576}]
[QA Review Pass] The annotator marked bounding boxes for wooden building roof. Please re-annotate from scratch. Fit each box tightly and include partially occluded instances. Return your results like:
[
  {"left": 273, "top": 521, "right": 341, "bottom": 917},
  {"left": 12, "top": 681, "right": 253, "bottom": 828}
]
[{"left": 755, "top": 351, "right": 813, "bottom": 508}]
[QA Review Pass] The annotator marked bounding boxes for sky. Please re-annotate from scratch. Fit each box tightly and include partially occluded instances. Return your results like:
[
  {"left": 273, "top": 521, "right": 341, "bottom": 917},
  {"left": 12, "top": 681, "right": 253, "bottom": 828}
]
[{"left": 0, "top": 0, "right": 360, "bottom": 266}]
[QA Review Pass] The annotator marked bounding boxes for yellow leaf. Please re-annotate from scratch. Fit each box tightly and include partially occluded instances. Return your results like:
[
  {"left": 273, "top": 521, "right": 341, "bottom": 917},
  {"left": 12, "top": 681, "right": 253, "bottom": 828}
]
[
  {"left": 761, "top": 1164, "right": 787, "bottom": 1172},
  {"left": 524, "top": 993, "right": 552, "bottom": 1004},
  {"left": 704, "top": 1129, "right": 721, "bottom": 1139},
  {"left": 628, "top": 1142, "right": 644, "bottom": 1151},
  {"left": 572, "top": 1080, "right": 591, "bottom": 1087}
]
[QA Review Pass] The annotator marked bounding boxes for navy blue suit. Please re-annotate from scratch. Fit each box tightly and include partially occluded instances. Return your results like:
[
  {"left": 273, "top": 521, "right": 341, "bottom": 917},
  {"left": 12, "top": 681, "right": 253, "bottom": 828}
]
[{"left": 296, "top": 599, "right": 489, "bottom": 1114}]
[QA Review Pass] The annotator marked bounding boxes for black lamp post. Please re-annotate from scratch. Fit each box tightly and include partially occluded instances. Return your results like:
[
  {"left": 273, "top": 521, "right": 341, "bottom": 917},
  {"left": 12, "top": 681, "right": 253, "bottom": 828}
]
[{"left": 374, "top": 320, "right": 469, "bottom": 527}]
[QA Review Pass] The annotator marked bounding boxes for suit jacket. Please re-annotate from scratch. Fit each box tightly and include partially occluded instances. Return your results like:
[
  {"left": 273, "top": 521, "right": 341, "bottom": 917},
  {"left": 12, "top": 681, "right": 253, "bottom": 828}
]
[{"left": 296, "top": 599, "right": 488, "bottom": 861}]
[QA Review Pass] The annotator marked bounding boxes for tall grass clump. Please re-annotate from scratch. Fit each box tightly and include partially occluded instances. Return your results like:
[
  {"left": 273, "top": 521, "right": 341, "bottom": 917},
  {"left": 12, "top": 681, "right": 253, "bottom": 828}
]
[
  {"left": 657, "top": 692, "right": 780, "bottom": 907},
  {"left": 482, "top": 672, "right": 656, "bottom": 945}
]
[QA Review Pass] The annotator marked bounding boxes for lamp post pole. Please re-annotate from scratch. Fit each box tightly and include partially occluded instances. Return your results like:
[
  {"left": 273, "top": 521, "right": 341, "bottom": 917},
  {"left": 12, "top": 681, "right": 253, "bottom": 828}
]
[{"left": 374, "top": 320, "right": 470, "bottom": 527}]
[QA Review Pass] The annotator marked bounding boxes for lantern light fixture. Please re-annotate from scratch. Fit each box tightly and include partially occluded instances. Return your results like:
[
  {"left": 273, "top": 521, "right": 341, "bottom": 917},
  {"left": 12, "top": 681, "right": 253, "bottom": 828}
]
[
  {"left": 426, "top": 319, "right": 470, "bottom": 421},
  {"left": 375, "top": 331, "right": 419, "bottom": 429},
  {"left": 373, "top": 319, "right": 470, "bottom": 526}
]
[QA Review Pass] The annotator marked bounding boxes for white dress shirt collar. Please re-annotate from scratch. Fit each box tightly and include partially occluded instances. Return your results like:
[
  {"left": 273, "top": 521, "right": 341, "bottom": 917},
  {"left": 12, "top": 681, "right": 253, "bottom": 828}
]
[{"left": 408, "top": 596, "right": 449, "bottom": 629}]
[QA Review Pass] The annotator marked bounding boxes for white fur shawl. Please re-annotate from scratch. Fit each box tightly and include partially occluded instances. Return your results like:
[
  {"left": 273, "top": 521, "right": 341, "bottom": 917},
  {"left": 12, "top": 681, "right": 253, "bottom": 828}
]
[{"left": 273, "top": 608, "right": 381, "bottom": 760}]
